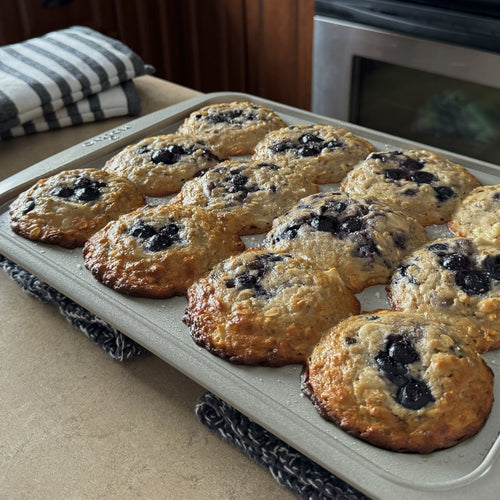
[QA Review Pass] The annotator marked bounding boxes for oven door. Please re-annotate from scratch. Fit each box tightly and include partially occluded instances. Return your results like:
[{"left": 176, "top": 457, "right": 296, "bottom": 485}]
[{"left": 312, "top": 10, "right": 500, "bottom": 164}]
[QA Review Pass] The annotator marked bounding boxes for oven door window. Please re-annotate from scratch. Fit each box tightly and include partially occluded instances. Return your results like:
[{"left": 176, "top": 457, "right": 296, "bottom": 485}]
[{"left": 350, "top": 57, "right": 500, "bottom": 165}]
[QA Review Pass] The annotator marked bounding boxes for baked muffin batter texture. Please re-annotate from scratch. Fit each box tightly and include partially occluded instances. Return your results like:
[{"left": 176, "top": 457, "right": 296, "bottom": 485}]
[
  {"left": 262, "top": 191, "right": 428, "bottom": 292},
  {"left": 341, "top": 149, "right": 480, "bottom": 226},
  {"left": 177, "top": 101, "right": 286, "bottom": 158},
  {"left": 10, "top": 168, "right": 145, "bottom": 249},
  {"left": 184, "top": 248, "right": 360, "bottom": 366},
  {"left": 83, "top": 204, "right": 244, "bottom": 298},
  {"left": 170, "top": 159, "right": 318, "bottom": 235},
  {"left": 253, "top": 123, "right": 374, "bottom": 183},
  {"left": 388, "top": 237, "right": 500, "bottom": 353},
  {"left": 103, "top": 133, "right": 221, "bottom": 196},
  {"left": 302, "top": 310, "right": 494, "bottom": 453},
  {"left": 449, "top": 184, "right": 500, "bottom": 244}
]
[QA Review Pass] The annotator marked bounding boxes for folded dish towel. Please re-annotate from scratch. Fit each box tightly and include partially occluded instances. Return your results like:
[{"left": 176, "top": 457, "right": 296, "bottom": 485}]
[
  {"left": 0, "top": 255, "right": 368, "bottom": 499},
  {"left": 0, "top": 25, "right": 154, "bottom": 139}
]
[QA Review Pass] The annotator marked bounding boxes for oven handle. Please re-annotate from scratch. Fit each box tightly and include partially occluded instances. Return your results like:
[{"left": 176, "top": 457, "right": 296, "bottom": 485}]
[{"left": 315, "top": 0, "right": 500, "bottom": 52}]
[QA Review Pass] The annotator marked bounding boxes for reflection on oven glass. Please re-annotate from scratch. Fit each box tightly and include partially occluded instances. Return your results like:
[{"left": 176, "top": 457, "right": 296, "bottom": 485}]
[{"left": 351, "top": 57, "right": 500, "bottom": 165}]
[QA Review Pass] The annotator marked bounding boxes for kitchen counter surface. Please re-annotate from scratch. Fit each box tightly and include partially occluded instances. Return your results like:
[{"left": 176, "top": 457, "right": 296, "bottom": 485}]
[{"left": 0, "top": 76, "right": 297, "bottom": 500}]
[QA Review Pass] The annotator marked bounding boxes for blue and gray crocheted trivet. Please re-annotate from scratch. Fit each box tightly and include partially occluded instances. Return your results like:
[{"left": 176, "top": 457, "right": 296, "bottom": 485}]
[
  {"left": 1, "top": 254, "right": 369, "bottom": 500},
  {"left": 195, "top": 392, "right": 370, "bottom": 500}
]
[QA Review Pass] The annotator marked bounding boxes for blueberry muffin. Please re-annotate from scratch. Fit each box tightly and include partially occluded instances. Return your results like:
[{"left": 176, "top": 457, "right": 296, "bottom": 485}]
[
  {"left": 9, "top": 168, "right": 145, "bottom": 249},
  {"left": 262, "top": 191, "right": 428, "bottom": 293},
  {"left": 302, "top": 310, "right": 494, "bottom": 453},
  {"left": 170, "top": 159, "right": 318, "bottom": 235},
  {"left": 184, "top": 248, "right": 360, "bottom": 366},
  {"left": 252, "top": 124, "right": 374, "bottom": 184},
  {"left": 103, "top": 134, "right": 221, "bottom": 196},
  {"left": 387, "top": 237, "right": 500, "bottom": 353},
  {"left": 83, "top": 204, "right": 244, "bottom": 298},
  {"left": 341, "top": 150, "right": 481, "bottom": 226},
  {"left": 176, "top": 101, "right": 286, "bottom": 158},
  {"left": 448, "top": 184, "right": 500, "bottom": 244}
]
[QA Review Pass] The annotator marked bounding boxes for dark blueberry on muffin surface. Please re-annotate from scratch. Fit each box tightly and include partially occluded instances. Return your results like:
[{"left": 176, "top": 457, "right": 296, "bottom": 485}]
[
  {"left": 434, "top": 185, "right": 456, "bottom": 202},
  {"left": 455, "top": 269, "right": 491, "bottom": 295},
  {"left": 151, "top": 144, "right": 190, "bottom": 165},
  {"left": 22, "top": 198, "right": 35, "bottom": 214},
  {"left": 484, "top": 255, "right": 500, "bottom": 280},
  {"left": 74, "top": 185, "right": 101, "bottom": 202},
  {"left": 397, "top": 378, "right": 435, "bottom": 410},
  {"left": 129, "top": 221, "right": 157, "bottom": 239},
  {"left": 385, "top": 169, "right": 404, "bottom": 180},
  {"left": 224, "top": 253, "right": 286, "bottom": 299},
  {"left": 375, "top": 333, "right": 434, "bottom": 410},
  {"left": 206, "top": 109, "right": 258, "bottom": 124},
  {"left": 269, "top": 132, "right": 344, "bottom": 159},
  {"left": 51, "top": 186, "right": 74, "bottom": 198},
  {"left": 129, "top": 220, "right": 182, "bottom": 252},
  {"left": 51, "top": 176, "right": 107, "bottom": 203},
  {"left": 427, "top": 242, "right": 450, "bottom": 254},
  {"left": 410, "top": 171, "right": 435, "bottom": 184},
  {"left": 441, "top": 253, "right": 470, "bottom": 271}
]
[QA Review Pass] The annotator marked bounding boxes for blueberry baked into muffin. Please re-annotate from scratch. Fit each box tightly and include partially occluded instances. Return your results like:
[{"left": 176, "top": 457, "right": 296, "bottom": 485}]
[
  {"left": 184, "top": 248, "right": 360, "bottom": 366},
  {"left": 387, "top": 237, "right": 500, "bottom": 353},
  {"left": 253, "top": 124, "right": 374, "bottom": 184},
  {"left": 170, "top": 159, "right": 318, "bottom": 235},
  {"left": 177, "top": 101, "right": 286, "bottom": 158},
  {"left": 302, "top": 310, "right": 494, "bottom": 453},
  {"left": 103, "top": 134, "right": 221, "bottom": 196},
  {"left": 10, "top": 168, "right": 145, "bottom": 249},
  {"left": 448, "top": 184, "right": 500, "bottom": 244},
  {"left": 262, "top": 191, "right": 428, "bottom": 293},
  {"left": 341, "top": 150, "right": 480, "bottom": 226},
  {"left": 83, "top": 204, "right": 244, "bottom": 298}
]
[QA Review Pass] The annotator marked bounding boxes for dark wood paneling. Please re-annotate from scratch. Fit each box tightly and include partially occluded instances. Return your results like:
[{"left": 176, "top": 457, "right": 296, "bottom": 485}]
[
  {"left": 0, "top": 0, "right": 117, "bottom": 43},
  {"left": 187, "top": 0, "right": 247, "bottom": 91},
  {"left": 245, "top": 0, "right": 314, "bottom": 109},
  {"left": 0, "top": 1, "right": 28, "bottom": 43},
  {"left": 113, "top": 0, "right": 177, "bottom": 80},
  {"left": 0, "top": 0, "right": 314, "bottom": 109}
]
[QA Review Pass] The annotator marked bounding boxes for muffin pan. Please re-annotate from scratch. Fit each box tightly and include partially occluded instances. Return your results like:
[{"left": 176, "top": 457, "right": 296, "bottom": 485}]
[{"left": 1, "top": 93, "right": 499, "bottom": 500}]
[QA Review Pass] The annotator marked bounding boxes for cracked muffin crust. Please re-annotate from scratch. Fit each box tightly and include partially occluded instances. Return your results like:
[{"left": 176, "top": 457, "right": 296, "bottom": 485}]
[
  {"left": 448, "top": 184, "right": 500, "bottom": 244},
  {"left": 184, "top": 248, "right": 360, "bottom": 366},
  {"left": 170, "top": 159, "right": 318, "bottom": 235},
  {"left": 103, "top": 133, "right": 221, "bottom": 196},
  {"left": 177, "top": 101, "right": 286, "bottom": 158},
  {"left": 83, "top": 204, "right": 244, "bottom": 298},
  {"left": 387, "top": 237, "right": 500, "bottom": 353},
  {"left": 9, "top": 168, "right": 145, "bottom": 249},
  {"left": 341, "top": 149, "right": 480, "bottom": 226},
  {"left": 252, "top": 123, "right": 374, "bottom": 184},
  {"left": 262, "top": 191, "right": 428, "bottom": 293},
  {"left": 302, "top": 310, "right": 494, "bottom": 453}
]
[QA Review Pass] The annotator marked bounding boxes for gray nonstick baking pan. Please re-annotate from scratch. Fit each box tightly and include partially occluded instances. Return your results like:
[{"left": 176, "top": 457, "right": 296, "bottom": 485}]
[{"left": 1, "top": 93, "right": 499, "bottom": 500}]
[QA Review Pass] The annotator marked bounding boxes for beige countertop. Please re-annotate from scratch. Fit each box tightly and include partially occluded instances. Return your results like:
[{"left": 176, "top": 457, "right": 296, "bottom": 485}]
[{"left": 0, "top": 76, "right": 297, "bottom": 500}]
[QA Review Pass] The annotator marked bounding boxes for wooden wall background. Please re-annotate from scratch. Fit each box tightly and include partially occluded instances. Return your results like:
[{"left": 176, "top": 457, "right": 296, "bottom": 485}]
[{"left": 0, "top": 0, "right": 315, "bottom": 110}]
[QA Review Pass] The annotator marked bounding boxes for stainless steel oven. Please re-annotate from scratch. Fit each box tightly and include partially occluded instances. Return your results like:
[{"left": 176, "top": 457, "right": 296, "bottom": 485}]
[{"left": 312, "top": 0, "right": 500, "bottom": 165}]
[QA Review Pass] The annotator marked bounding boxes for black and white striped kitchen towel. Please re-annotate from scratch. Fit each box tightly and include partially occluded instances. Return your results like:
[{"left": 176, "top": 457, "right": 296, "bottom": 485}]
[{"left": 0, "top": 25, "right": 154, "bottom": 139}]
